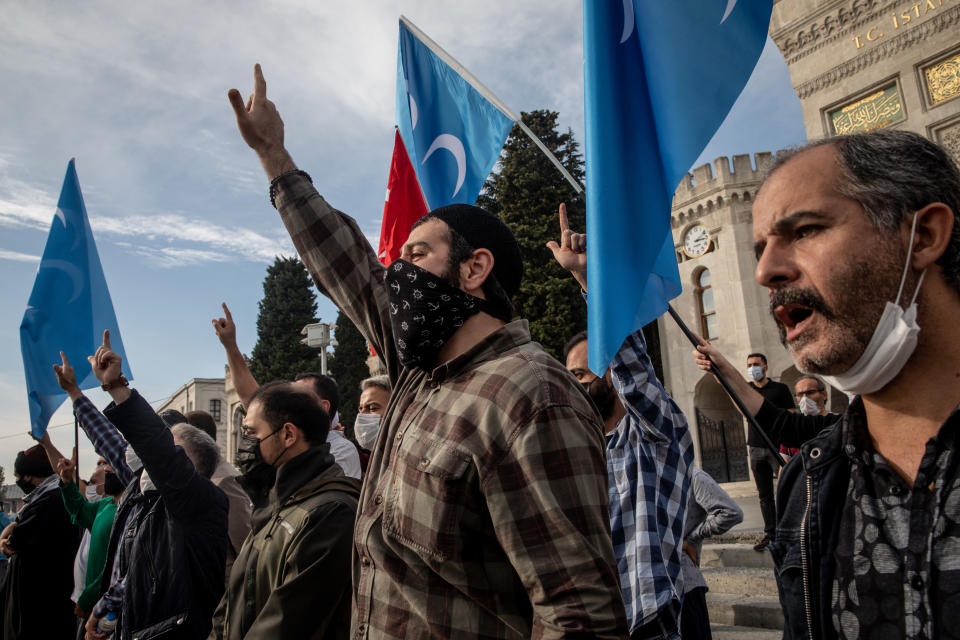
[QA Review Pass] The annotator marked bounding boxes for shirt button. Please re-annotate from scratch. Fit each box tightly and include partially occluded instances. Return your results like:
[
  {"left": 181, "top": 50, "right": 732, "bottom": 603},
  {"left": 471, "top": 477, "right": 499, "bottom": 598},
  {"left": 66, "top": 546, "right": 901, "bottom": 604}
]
[
  {"left": 361, "top": 556, "right": 371, "bottom": 566},
  {"left": 374, "top": 494, "right": 383, "bottom": 505},
  {"left": 889, "top": 485, "right": 902, "bottom": 496},
  {"left": 358, "top": 623, "right": 367, "bottom": 635},
  {"left": 419, "top": 457, "right": 430, "bottom": 468},
  {"left": 911, "top": 574, "right": 924, "bottom": 590}
]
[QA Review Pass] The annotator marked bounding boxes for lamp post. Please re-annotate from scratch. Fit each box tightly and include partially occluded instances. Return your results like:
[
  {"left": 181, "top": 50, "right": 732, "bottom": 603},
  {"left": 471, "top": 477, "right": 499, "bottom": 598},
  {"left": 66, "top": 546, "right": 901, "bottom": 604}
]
[{"left": 300, "top": 322, "right": 338, "bottom": 374}]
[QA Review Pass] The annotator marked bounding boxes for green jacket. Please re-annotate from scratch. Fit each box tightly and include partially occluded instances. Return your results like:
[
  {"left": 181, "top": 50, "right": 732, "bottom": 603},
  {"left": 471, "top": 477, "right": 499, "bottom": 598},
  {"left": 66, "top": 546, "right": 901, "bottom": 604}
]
[
  {"left": 60, "top": 482, "right": 117, "bottom": 613},
  {"left": 218, "top": 446, "right": 360, "bottom": 640}
]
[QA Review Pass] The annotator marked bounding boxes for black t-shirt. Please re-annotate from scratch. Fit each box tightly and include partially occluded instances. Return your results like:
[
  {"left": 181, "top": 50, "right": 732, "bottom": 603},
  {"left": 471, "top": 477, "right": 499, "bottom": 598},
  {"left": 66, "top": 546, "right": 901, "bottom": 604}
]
[{"left": 748, "top": 379, "right": 794, "bottom": 446}]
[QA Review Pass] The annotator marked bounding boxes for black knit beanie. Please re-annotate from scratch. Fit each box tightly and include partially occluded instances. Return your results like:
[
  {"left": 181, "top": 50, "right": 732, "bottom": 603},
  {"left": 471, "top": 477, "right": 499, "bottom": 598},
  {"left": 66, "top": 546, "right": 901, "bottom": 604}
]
[{"left": 427, "top": 204, "right": 523, "bottom": 298}]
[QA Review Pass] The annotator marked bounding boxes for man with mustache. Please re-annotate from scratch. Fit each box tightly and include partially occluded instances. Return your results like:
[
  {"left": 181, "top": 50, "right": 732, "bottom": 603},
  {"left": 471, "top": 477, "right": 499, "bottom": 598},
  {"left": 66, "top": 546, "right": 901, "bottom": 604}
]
[
  {"left": 228, "top": 65, "right": 627, "bottom": 639},
  {"left": 552, "top": 203, "right": 694, "bottom": 640},
  {"left": 746, "top": 129, "right": 960, "bottom": 639}
]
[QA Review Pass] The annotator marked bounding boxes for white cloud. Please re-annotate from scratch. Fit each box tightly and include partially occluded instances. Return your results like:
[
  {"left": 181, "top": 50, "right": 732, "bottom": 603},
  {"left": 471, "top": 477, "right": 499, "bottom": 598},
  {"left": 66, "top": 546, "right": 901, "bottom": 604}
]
[{"left": 0, "top": 249, "right": 40, "bottom": 263}]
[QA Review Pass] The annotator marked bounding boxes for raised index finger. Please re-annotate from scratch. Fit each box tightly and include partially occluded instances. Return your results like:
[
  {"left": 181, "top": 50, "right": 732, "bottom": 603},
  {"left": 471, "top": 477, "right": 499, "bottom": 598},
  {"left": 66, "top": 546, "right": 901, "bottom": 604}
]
[
  {"left": 558, "top": 202, "right": 569, "bottom": 233},
  {"left": 102, "top": 329, "right": 111, "bottom": 351},
  {"left": 222, "top": 302, "right": 233, "bottom": 321},
  {"left": 254, "top": 63, "right": 266, "bottom": 101}
]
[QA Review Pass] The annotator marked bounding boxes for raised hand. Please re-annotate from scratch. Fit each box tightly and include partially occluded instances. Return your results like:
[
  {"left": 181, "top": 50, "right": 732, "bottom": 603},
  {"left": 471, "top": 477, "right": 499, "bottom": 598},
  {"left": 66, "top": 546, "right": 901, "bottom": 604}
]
[
  {"left": 57, "top": 451, "right": 77, "bottom": 486},
  {"left": 228, "top": 64, "right": 296, "bottom": 179},
  {"left": 212, "top": 302, "right": 237, "bottom": 348},
  {"left": 88, "top": 329, "right": 123, "bottom": 386},
  {"left": 53, "top": 351, "right": 82, "bottom": 399},
  {"left": 546, "top": 203, "right": 588, "bottom": 290}
]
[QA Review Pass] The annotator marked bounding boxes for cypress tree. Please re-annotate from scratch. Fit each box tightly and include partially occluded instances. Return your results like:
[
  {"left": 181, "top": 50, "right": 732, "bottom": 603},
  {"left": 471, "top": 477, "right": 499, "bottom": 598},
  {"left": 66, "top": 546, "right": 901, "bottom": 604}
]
[{"left": 248, "top": 257, "right": 320, "bottom": 383}]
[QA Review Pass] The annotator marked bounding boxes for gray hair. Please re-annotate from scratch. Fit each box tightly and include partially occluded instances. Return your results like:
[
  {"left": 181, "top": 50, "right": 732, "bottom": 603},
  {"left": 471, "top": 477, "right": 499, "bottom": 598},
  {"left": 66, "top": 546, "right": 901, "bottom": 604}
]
[
  {"left": 795, "top": 375, "right": 826, "bottom": 392},
  {"left": 360, "top": 375, "right": 392, "bottom": 394},
  {"left": 765, "top": 129, "right": 960, "bottom": 292},
  {"left": 170, "top": 423, "right": 221, "bottom": 479}
]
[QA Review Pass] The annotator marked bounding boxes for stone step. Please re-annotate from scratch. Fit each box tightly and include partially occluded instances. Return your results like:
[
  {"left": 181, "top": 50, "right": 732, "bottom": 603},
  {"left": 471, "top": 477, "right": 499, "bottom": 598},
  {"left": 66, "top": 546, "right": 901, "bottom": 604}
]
[
  {"left": 703, "top": 566, "right": 779, "bottom": 597},
  {"left": 711, "top": 623, "right": 783, "bottom": 640},
  {"left": 700, "top": 543, "right": 775, "bottom": 570},
  {"left": 706, "top": 592, "right": 784, "bottom": 630}
]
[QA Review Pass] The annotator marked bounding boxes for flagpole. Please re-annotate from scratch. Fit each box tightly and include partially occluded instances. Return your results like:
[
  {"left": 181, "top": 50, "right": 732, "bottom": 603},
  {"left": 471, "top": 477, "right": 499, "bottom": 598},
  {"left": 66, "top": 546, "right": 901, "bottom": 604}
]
[
  {"left": 666, "top": 305, "right": 785, "bottom": 467},
  {"left": 74, "top": 414, "right": 80, "bottom": 483},
  {"left": 399, "top": 16, "right": 583, "bottom": 195}
]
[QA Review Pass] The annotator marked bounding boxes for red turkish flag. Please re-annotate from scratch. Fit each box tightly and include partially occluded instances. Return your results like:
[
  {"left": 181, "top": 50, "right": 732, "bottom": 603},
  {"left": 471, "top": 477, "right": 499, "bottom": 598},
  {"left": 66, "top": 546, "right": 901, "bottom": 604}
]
[{"left": 378, "top": 130, "right": 428, "bottom": 265}]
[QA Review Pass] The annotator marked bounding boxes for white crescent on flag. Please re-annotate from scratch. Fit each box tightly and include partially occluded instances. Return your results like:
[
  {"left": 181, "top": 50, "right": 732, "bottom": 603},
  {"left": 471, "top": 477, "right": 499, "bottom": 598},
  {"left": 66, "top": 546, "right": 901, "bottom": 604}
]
[
  {"left": 620, "top": 0, "right": 634, "bottom": 43},
  {"left": 422, "top": 134, "right": 467, "bottom": 198},
  {"left": 721, "top": 0, "right": 738, "bottom": 23}
]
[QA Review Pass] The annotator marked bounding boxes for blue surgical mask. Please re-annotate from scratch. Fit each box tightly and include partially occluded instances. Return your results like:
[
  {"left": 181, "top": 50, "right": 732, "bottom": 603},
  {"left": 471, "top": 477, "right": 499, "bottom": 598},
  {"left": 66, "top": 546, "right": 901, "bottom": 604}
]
[{"left": 747, "top": 365, "right": 764, "bottom": 382}]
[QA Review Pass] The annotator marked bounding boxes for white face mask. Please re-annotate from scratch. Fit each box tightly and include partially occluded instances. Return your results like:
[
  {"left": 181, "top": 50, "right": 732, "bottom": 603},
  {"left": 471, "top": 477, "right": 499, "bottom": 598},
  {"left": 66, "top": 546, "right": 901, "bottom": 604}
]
[
  {"left": 747, "top": 365, "right": 765, "bottom": 382},
  {"left": 798, "top": 396, "right": 821, "bottom": 416},
  {"left": 125, "top": 446, "right": 155, "bottom": 492},
  {"left": 822, "top": 213, "right": 926, "bottom": 396},
  {"left": 85, "top": 484, "right": 101, "bottom": 502},
  {"left": 354, "top": 413, "right": 382, "bottom": 450}
]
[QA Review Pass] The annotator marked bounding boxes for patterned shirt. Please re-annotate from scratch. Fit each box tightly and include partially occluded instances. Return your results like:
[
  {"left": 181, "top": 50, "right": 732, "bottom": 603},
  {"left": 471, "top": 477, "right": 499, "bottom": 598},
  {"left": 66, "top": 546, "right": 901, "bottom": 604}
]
[
  {"left": 73, "top": 395, "right": 134, "bottom": 485},
  {"left": 275, "top": 174, "right": 627, "bottom": 639},
  {"left": 607, "top": 331, "right": 694, "bottom": 630},
  {"left": 833, "top": 399, "right": 960, "bottom": 639}
]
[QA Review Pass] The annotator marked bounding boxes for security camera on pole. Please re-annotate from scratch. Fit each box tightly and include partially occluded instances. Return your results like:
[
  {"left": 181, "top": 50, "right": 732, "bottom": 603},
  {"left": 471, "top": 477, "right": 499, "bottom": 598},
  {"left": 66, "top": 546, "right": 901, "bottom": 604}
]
[{"left": 300, "top": 322, "right": 337, "bottom": 374}]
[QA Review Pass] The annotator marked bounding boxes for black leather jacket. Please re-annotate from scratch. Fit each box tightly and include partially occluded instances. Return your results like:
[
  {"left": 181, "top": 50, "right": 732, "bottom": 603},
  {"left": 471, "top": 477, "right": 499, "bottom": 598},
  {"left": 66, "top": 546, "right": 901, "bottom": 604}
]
[
  {"left": 768, "top": 404, "right": 849, "bottom": 640},
  {"left": 101, "top": 390, "right": 229, "bottom": 640}
]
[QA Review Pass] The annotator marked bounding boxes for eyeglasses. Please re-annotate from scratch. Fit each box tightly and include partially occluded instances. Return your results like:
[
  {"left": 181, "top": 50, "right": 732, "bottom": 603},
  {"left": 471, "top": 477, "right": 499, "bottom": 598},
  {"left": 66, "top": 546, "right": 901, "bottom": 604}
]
[{"left": 795, "top": 389, "right": 824, "bottom": 398}]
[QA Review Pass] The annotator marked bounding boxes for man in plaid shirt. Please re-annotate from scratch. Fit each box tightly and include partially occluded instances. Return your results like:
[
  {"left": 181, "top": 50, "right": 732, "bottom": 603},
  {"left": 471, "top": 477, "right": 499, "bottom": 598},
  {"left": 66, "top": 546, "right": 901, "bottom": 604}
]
[
  {"left": 229, "top": 66, "right": 627, "bottom": 639},
  {"left": 549, "top": 205, "right": 694, "bottom": 639}
]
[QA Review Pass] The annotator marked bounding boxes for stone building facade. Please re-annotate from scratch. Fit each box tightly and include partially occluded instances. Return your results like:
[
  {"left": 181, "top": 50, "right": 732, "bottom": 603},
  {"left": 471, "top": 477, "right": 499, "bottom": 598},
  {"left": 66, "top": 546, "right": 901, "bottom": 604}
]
[
  {"left": 770, "top": 0, "right": 960, "bottom": 161},
  {"left": 156, "top": 377, "right": 229, "bottom": 459}
]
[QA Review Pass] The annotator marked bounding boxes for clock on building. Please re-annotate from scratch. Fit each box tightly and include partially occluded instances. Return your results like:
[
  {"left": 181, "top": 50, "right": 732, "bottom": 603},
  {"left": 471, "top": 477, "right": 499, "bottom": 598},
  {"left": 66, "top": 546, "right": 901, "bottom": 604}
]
[{"left": 682, "top": 224, "right": 711, "bottom": 258}]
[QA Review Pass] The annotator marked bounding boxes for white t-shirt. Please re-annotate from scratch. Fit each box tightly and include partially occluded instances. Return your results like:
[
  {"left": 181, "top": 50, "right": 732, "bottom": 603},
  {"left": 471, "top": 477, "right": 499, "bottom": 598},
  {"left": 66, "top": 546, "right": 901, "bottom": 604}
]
[{"left": 326, "top": 420, "right": 362, "bottom": 479}]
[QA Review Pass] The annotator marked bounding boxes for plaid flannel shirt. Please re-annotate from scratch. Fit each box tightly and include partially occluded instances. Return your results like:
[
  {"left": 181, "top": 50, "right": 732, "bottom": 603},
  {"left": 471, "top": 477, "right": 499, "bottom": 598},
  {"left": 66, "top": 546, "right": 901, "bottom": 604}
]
[
  {"left": 73, "top": 395, "right": 133, "bottom": 485},
  {"left": 607, "top": 330, "right": 694, "bottom": 631},
  {"left": 276, "top": 174, "right": 627, "bottom": 639}
]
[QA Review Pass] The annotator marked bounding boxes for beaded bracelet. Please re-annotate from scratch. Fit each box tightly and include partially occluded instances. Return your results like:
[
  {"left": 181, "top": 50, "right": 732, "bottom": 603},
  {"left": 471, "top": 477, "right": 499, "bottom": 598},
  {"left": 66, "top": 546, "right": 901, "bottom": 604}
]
[{"left": 269, "top": 169, "right": 312, "bottom": 209}]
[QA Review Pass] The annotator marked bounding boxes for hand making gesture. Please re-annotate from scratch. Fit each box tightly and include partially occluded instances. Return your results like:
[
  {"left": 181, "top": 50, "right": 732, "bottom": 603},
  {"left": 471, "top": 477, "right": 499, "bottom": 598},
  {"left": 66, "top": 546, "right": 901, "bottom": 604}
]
[
  {"left": 88, "top": 330, "right": 131, "bottom": 403},
  {"left": 212, "top": 302, "right": 237, "bottom": 348},
  {"left": 228, "top": 64, "right": 297, "bottom": 179},
  {"left": 546, "top": 202, "right": 588, "bottom": 291},
  {"left": 53, "top": 351, "right": 83, "bottom": 401}
]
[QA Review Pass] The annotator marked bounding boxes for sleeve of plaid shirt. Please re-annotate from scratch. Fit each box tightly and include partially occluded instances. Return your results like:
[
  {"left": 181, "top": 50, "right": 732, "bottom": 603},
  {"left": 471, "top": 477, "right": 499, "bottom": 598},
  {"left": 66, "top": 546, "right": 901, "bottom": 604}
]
[
  {"left": 483, "top": 404, "right": 628, "bottom": 639},
  {"left": 609, "top": 330, "right": 690, "bottom": 446},
  {"left": 73, "top": 394, "right": 133, "bottom": 485},
  {"left": 274, "top": 174, "right": 399, "bottom": 381}
]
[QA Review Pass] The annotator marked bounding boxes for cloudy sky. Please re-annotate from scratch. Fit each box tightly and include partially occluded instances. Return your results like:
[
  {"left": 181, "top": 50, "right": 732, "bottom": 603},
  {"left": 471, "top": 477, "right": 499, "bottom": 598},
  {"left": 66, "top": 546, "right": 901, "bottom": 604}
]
[{"left": 0, "top": 2, "right": 805, "bottom": 480}]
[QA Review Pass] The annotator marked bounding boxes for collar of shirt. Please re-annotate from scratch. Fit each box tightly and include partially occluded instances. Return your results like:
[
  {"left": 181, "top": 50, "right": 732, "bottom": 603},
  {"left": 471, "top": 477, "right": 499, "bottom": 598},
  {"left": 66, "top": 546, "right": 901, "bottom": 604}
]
[{"left": 423, "top": 319, "right": 531, "bottom": 384}]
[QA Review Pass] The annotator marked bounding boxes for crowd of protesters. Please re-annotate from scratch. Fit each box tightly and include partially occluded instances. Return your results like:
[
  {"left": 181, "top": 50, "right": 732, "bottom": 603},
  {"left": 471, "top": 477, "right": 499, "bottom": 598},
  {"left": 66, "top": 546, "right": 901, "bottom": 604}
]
[{"left": 2, "top": 65, "right": 960, "bottom": 640}]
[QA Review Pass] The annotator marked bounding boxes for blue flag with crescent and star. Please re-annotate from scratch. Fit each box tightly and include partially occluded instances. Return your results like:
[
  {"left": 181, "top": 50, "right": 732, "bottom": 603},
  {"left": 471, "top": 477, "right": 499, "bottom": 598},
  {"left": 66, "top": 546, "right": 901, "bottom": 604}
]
[
  {"left": 395, "top": 18, "right": 514, "bottom": 210},
  {"left": 20, "top": 160, "right": 133, "bottom": 436},
  {"left": 583, "top": 0, "right": 772, "bottom": 372}
]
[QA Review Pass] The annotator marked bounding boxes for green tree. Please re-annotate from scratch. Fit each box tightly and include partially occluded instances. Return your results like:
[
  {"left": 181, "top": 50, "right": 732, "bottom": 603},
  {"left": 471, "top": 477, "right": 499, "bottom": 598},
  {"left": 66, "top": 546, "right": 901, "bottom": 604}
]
[
  {"left": 248, "top": 257, "right": 320, "bottom": 383},
  {"left": 477, "top": 110, "right": 664, "bottom": 376},
  {"left": 328, "top": 310, "right": 370, "bottom": 441},
  {"left": 477, "top": 110, "right": 587, "bottom": 359}
]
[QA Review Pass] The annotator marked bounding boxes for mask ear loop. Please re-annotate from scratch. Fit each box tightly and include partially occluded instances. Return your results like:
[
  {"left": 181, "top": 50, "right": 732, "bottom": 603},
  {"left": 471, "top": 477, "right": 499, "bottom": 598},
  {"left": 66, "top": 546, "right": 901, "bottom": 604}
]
[{"left": 895, "top": 212, "right": 923, "bottom": 307}]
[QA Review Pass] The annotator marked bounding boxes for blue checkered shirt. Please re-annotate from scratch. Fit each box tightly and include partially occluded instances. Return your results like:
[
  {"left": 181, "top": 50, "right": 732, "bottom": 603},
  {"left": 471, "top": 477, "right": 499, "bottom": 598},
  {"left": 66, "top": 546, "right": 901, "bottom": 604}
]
[
  {"left": 608, "top": 329, "right": 694, "bottom": 631},
  {"left": 73, "top": 395, "right": 134, "bottom": 485}
]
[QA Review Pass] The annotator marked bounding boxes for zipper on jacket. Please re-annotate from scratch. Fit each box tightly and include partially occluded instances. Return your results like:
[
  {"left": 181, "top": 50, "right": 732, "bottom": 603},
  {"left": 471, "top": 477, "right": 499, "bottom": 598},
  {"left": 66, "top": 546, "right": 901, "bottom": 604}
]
[{"left": 800, "top": 473, "right": 815, "bottom": 639}]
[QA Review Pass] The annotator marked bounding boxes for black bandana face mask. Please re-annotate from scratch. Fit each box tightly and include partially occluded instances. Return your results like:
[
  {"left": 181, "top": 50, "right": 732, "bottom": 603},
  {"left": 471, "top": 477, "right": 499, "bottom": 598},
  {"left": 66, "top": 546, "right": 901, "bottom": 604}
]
[{"left": 385, "top": 259, "right": 491, "bottom": 369}]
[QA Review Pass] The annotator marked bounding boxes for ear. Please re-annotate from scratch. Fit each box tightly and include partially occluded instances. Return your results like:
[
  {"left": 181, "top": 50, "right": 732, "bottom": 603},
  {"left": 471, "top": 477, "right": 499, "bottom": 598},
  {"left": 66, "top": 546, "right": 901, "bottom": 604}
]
[
  {"left": 910, "top": 202, "right": 955, "bottom": 271},
  {"left": 281, "top": 422, "right": 300, "bottom": 446},
  {"left": 458, "top": 248, "right": 495, "bottom": 297},
  {"left": 320, "top": 398, "right": 331, "bottom": 415}
]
